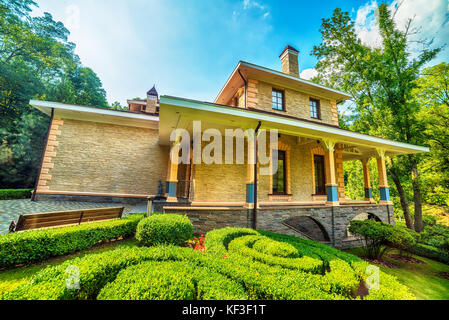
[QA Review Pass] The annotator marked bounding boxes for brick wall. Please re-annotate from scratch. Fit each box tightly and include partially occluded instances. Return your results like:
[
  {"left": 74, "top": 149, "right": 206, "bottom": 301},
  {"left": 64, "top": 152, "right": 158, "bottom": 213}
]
[
  {"left": 39, "top": 119, "right": 168, "bottom": 196},
  {"left": 251, "top": 79, "right": 338, "bottom": 126}
]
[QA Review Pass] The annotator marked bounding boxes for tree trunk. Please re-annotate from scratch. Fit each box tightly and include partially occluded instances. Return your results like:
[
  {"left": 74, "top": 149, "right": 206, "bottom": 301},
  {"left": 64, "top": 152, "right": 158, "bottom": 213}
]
[
  {"left": 389, "top": 166, "right": 414, "bottom": 230},
  {"left": 409, "top": 155, "right": 424, "bottom": 232}
]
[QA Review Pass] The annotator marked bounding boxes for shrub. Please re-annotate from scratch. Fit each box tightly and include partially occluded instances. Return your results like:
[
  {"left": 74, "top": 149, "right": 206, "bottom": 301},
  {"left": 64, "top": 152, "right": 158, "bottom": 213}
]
[
  {"left": 0, "top": 214, "right": 144, "bottom": 269},
  {"left": 348, "top": 220, "right": 416, "bottom": 260},
  {"left": 0, "top": 189, "right": 32, "bottom": 200},
  {"left": 136, "top": 214, "right": 193, "bottom": 246},
  {"left": 408, "top": 244, "right": 449, "bottom": 265},
  {"left": 252, "top": 237, "right": 299, "bottom": 258}
]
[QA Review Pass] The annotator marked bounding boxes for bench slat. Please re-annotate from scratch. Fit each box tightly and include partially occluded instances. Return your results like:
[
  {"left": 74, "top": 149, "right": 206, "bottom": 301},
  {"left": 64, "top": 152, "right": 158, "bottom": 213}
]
[{"left": 14, "top": 207, "right": 125, "bottom": 232}]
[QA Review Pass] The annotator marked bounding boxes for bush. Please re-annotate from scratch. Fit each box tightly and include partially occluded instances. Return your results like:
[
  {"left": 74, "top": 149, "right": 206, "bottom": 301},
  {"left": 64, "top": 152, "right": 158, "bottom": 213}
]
[
  {"left": 348, "top": 220, "right": 416, "bottom": 260},
  {"left": 252, "top": 237, "right": 299, "bottom": 258},
  {"left": 0, "top": 214, "right": 144, "bottom": 269},
  {"left": 408, "top": 244, "right": 449, "bottom": 265},
  {"left": 0, "top": 189, "right": 32, "bottom": 200},
  {"left": 136, "top": 214, "right": 193, "bottom": 246},
  {"left": 3, "top": 227, "right": 415, "bottom": 301}
]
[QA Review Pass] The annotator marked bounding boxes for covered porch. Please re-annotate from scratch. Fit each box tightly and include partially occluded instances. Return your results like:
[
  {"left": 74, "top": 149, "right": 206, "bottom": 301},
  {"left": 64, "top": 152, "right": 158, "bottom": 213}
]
[{"left": 156, "top": 96, "right": 428, "bottom": 246}]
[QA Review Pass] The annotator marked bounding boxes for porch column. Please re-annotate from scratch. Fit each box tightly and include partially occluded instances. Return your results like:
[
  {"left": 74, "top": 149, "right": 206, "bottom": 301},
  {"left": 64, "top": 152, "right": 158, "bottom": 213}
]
[
  {"left": 322, "top": 139, "right": 339, "bottom": 205},
  {"left": 246, "top": 135, "right": 255, "bottom": 207},
  {"left": 166, "top": 142, "right": 180, "bottom": 202},
  {"left": 376, "top": 149, "right": 390, "bottom": 203},
  {"left": 361, "top": 158, "right": 374, "bottom": 202}
]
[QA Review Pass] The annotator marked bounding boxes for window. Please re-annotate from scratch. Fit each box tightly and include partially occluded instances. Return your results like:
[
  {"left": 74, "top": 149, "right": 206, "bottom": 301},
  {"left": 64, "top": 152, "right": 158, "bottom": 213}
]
[
  {"left": 310, "top": 98, "right": 320, "bottom": 119},
  {"left": 272, "top": 89, "right": 284, "bottom": 111},
  {"left": 314, "top": 155, "right": 326, "bottom": 195},
  {"left": 272, "top": 150, "right": 286, "bottom": 194}
]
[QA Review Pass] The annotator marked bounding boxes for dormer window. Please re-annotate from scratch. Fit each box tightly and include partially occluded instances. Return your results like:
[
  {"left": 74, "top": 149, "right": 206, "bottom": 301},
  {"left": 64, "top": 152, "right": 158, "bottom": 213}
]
[
  {"left": 310, "top": 98, "right": 320, "bottom": 119},
  {"left": 272, "top": 89, "right": 284, "bottom": 111}
]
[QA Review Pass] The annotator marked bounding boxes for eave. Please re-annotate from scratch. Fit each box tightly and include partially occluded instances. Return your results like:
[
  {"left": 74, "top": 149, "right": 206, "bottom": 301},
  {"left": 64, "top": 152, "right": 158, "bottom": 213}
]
[
  {"left": 214, "top": 61, "right": 352, "bottom": 106},
  {"left": 160, "top": 96, "right": 429, "bottom": 158},
  {"left": 29, "top": 100, "right": 159, "bottom": 129}
]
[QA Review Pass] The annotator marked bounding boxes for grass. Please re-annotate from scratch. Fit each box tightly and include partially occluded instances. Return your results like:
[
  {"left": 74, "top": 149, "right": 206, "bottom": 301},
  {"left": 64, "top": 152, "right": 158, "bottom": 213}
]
[
  {"left": 347, "top": 247, "right": 449, "bottom": 300},
  {"left": 0, "top": 238, "right": 137, "bottom": 295}
]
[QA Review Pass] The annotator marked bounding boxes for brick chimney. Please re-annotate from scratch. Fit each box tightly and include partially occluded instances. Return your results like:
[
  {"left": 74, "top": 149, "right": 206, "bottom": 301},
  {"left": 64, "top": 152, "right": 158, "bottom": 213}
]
[
  {"left": 280, "top": 45, "right": 299, "bottom": 77},
  {"left": 145, "top": 85, "right": 158, "bottom": 114}
]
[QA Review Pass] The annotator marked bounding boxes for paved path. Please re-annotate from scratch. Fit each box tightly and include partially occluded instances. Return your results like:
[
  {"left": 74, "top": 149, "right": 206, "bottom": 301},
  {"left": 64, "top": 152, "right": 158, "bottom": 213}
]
[{"left": 0, "top": 199, "right": 147, "bottom": 235}]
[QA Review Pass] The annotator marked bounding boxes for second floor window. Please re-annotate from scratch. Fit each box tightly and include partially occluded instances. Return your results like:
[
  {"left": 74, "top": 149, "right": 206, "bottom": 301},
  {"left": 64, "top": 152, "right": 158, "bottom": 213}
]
[
  {"left": 272, "top": 89, "right": 284, "bottom": 111},
  {"left": 310, "top": 98, "right": 320, "bottom": 119}
]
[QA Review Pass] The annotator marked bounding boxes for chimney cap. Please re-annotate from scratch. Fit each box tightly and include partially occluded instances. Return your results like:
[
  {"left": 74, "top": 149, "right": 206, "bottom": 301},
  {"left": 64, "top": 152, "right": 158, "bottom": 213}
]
[
  {"left": 147, "top": 85, "right": 158, "bottom": 97},
  {"left": 279, "top": 45, "right": 299, "bottom": 58}
]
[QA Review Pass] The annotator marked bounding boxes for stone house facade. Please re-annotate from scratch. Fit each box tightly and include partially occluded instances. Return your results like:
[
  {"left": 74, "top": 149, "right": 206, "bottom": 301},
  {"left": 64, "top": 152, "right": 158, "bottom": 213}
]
[{"left": 30, "top": 46, "right": 428, "bottom": 248}]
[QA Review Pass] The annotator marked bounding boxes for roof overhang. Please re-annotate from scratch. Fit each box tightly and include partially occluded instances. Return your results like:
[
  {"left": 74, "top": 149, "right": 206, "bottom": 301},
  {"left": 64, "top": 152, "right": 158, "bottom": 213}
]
[
  {"left": 160, "top": 96, "right": 429, "bottom": 158},
  {"left": 30, "top": 100, "right": 159, "bottom": 129},
  {"left": 214, "top": 61, "right": 352, "bottom": 106}
]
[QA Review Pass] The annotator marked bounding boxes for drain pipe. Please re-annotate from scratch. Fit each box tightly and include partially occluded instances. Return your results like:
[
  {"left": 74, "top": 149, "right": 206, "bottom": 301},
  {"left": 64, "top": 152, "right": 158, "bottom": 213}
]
[
  {"left": 31, "top": 108, "right": 54, "bottom": 202},
  {"left": 252, "top": 121, "right": 262, "bottom": 229},
  {"left": 238, "top": 69, "right": 247, "bottom": 108}
]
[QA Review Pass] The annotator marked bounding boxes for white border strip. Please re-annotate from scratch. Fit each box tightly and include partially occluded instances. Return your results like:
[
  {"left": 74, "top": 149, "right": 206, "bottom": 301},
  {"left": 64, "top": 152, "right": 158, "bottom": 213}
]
[
  {"left": 161, "top": 96, "right": 429, "bottom": 153},
  {"left": 29, "top": 100, "right": 159, "bottom": 122}
]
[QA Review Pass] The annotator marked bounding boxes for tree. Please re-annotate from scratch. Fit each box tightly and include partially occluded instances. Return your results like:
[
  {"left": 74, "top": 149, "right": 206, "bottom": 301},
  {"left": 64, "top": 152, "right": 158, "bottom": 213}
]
[
  {"left": 0, "top": 0, "right": 108, "bottom": 188},
  {"left": 312, "top": 4, "right": 440, "bottom": 231}
]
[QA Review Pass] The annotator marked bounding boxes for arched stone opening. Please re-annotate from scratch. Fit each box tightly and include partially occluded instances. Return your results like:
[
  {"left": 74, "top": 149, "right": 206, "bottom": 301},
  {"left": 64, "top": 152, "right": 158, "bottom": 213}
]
[{"left": 283, "top": 216, "right": 331, "bottom": 243}]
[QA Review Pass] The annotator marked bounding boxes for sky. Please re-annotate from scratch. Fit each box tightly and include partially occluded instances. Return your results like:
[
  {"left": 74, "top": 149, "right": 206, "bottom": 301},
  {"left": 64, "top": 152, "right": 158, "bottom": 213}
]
[{"left": 31, "top": 0, "right": 449, "bottom": 106}]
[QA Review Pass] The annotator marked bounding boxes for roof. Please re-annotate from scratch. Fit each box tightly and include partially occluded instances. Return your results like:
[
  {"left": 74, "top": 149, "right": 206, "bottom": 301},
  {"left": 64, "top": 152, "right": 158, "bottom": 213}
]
[
  {"left": 147, "top": 85, "right": 158, "bottom": 97},
  {"left": 29, "top": 100, "right": 159, "bottom": 129},
  {"left": 159, "top": 95, "right": 429, "bottom": 156},
  {"left": 215, "top": 61, "right": 352, "bottom": 105},
  {"left": 279, "top": 45, "right": 299, "bottom": 57}
]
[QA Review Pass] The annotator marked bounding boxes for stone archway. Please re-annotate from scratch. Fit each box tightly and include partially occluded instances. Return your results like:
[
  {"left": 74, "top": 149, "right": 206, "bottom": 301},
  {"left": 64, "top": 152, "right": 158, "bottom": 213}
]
[{"left": 283, "top": 216, "right": 331, "bottom": 243}]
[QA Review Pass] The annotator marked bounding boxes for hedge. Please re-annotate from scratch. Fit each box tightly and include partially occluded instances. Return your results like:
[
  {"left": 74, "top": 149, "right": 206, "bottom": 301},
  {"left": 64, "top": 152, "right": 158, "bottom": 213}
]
[
  {"left": 408, "top": 244, "right": 449, "bottom": 265},
  {"left": 2, "top": 226, "right": 415, "bottom": 300},
  {"left": 136, "top": 214, "right": 193, "bottom": 246},
  {"left": 0, "top": 189, "right": 32, "bottom": 200},
  {"left": 0, "top": 213, "right": 144, "bottom": 269}
]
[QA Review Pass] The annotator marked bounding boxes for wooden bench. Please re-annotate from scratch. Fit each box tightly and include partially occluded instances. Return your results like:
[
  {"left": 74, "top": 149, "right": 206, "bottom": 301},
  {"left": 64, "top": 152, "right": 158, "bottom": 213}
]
[{"left": 10, "top": 207, "right": 125, "bottom": 232}]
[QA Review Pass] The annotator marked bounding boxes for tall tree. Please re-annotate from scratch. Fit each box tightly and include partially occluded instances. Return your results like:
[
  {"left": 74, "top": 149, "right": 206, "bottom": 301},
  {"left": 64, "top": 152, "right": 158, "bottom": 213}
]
[
  {"left": 0, "top": 0, "right": 108, "bottom": 188},
  {"left": 312, "top": 4, "right": 440, "bottom": 231}
]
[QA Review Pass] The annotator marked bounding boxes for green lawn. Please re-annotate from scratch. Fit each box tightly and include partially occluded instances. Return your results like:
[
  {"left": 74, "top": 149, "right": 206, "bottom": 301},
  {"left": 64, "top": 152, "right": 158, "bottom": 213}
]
[
  {"left": 0, "top": 238, "right": 137, "bottom": 294},
  {"left": 347, "top": 247, "right": 449, "bottom": 300}
]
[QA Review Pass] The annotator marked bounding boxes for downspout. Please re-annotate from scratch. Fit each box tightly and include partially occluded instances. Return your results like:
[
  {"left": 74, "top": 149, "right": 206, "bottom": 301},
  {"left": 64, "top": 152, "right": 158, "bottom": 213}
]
[
  {"left": 238, "top": 69, "right": 247, "bottom": 108},
  {"left": 252, "top": 121, "right": 262, "bottom": 229},
  {"left": 31, "top": 107, "right": 54, "bottom": 201}
]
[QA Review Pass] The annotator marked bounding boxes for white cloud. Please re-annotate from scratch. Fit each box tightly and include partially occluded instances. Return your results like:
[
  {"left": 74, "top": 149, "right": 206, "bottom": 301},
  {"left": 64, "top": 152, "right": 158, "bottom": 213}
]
[
  {"left": 300, "top": 68, "right": 318, "bottom": 80},
  {"left": 241, "top": 0, "right": 270, "bottom": 19},
  {"left": 354, "top": 0, "right": 449, "bottom": 63}
]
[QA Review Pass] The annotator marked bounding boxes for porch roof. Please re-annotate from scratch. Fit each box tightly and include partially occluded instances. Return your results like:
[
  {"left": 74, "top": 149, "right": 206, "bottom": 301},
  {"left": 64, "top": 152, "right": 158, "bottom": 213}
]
[{"left": 159, "top": 95, "right": 429, "bottom": 158}]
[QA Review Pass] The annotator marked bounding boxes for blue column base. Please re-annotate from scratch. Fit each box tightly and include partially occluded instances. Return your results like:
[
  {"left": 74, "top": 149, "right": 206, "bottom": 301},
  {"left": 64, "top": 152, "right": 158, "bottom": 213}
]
[
  {"left": 326, "top": 186, "right": 338, "bottom": 202},
  {"left": 364, "top": 188, "right": 373, "bottom": 199},
  {"left": 246, "top": 184, "right": 254, "bottom": 203},
  {"left": 380, "top": 187, "right": 390, "bottom": 201},
  {"left": 167, "top": 181, "right": 177, "bottom": 198}
]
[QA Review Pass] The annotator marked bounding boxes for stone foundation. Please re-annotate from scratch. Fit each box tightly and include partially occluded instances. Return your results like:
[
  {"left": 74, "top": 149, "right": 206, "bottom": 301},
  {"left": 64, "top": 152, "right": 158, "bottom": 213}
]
[{"left": 164, "top": 203, "right": 394, "bottom": 249}]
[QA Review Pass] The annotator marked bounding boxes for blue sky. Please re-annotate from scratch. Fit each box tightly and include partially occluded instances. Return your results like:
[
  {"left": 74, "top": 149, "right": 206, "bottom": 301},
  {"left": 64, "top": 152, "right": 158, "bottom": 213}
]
[{"left": 32, "top": 0, "right": 449, "bottom": 106}]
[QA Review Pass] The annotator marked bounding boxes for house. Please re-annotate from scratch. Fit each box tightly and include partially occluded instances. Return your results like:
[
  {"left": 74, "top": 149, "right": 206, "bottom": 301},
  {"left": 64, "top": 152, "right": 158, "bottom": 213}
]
[{"left": 29, "top": 45, "right": 428, "bottom": 248}]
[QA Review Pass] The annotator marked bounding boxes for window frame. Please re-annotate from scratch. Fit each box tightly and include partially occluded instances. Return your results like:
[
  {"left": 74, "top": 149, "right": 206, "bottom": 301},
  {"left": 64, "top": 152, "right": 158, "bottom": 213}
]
[
  {"left": 272, "top": 150, "right": 287, "bottom": 195},
  {"left": 272, "top": 88, "right": 285, "bottom": 111},
  {"left": 309, "top": 98, "right": 321, "bottom": 119},
  {"left": 313, "top": 154, "right": 326, "bottom": 195}
]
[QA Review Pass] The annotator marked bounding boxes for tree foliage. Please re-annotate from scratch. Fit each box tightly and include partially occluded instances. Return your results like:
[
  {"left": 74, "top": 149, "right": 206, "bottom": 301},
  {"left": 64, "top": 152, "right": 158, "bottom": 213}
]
[
  {"left": 312, "top": 4, "right": 441, "bottom": 232},
  {"left": 0, "top": 0, "right": 108, "bottom": 188}
]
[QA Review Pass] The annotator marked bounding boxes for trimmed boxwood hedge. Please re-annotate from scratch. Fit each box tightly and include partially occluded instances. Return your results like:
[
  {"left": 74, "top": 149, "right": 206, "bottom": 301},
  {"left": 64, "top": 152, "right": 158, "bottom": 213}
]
[
  {"left": 136, "top": 214, "right": 193, "bottom": 246},
  {"left": 409, "top": 243, "right": 449, "bottom": 265},
  {"left": 1, "top": 226, "right": 415, "bottom": 300},
  {"left": 0, "top": 189, "right": 32, "bottom": 200},
  {"left": 0, "top": 213, "right": 144, "bottom": 269}
]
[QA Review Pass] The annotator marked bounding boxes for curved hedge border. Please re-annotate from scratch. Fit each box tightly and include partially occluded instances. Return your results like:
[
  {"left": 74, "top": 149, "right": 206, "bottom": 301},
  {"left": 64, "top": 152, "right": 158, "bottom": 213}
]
[{"left": 0, "top": 214, "right": 144, "bottom": 269}]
